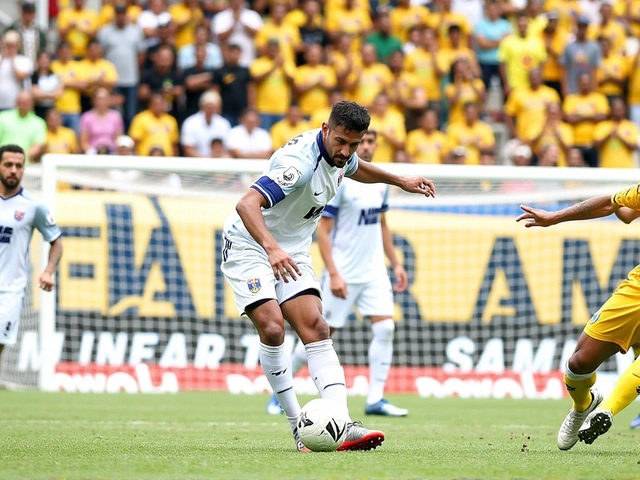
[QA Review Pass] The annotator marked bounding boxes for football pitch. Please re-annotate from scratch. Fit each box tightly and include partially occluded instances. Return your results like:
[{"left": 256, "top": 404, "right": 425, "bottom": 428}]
[{"left": 2, "top": 391, "right": 640, "bottom": 480}]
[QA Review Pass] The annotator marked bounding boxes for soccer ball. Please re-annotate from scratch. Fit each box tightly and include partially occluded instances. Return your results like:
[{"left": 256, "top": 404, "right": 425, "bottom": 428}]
[{"left": 297, "top": 398, "right": 349, "bottom": 452}]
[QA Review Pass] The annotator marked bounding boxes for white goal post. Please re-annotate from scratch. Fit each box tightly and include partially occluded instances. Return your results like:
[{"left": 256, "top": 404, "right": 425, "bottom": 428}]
[{"left": 7, "top": 154, "right": 638, "bottom": 396}]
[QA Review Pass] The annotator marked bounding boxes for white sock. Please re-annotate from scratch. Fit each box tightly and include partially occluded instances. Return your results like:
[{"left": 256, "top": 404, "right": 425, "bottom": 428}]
[
  {"left": 366, "top": 319, "right": 395, "bottom": 405},
  {"left": 290, "top": 339, "right": 308, "bottom": 376},
  {"left": 260, "top": 342, "right": 300, "bottom": 431},
  {"left": 306, "top": 339, "right": 350, "bottom": 420}
]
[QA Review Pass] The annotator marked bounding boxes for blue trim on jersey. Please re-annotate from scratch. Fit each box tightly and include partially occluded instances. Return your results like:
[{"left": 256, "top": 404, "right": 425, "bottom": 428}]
[
  {"left": 0, "top": 187, "right": 23, "bottom": 201},
  {"left": 322, "top": 205, "right": 339, "bottom": 218},
  {"left": 379, "top": 204, "right": 389, "bottom": 213},
  {"left": 313, "top": 153, "right": 322, "bottom": 172},
  {"left": 316, "top": 130, "right": 331, "bottom": 163},
  {"left": 252, "top": 176, "right": 285, "bottom": 208}
]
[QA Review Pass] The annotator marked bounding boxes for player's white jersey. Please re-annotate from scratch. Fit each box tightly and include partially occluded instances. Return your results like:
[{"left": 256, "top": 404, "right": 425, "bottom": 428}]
[
  {"left": 0, "top": 188, "right": 61, "bottom": 293},
  {"left": 323, "top": 179, "right": 389, "bottom": 283},
  {"left": 223, "top": 129, "right": 359, "bottom": 254}
]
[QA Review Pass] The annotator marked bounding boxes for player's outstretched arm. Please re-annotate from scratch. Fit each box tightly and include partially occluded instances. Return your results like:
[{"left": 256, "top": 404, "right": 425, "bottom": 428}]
[
  {"left": 236, "top": 189, "right": 301, "bottom": 282},
  {"left": 316, "top": 216, "right": 347, "bottom": 299},
  {"left": 517, "top": 194, "right": 617, "bottom": 227},
  {"left": 39, "top": 237, "right": 63, "bottom": 292},
  {"left": 350, "top": 159, "right": 436, "bottom": 197}
]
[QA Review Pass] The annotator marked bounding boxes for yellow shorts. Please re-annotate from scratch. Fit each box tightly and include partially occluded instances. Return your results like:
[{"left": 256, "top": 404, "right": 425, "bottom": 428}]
[{"left": 584, "top": 279, "right": 640, "bottom": 353}]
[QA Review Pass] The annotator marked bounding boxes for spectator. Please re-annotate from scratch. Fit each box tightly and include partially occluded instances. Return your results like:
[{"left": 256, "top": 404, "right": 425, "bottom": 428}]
[
  {"left": 129, "top": 92, "right": 179, "bottom": 156},
  {"left": 214, "top": 44, "right": 253, "bottom": 126},
  {"left": 57, "top": 0, "right": 100, "bottom": 59},
  {"left": 210, "top": 137, "right": 231, "bottom": 158},
  {"left": 567, "top": 147, "right": 587, "bottom": 167},
  {"left": 225, "top": 108, "right": 272, "bottom": 158},
  {"left": 404, "top": 27, "right": 446, "bottom": 117},
  {"left": 181, "top": 90, "right": 232, "bottom": 157},
  {"left": 296, "top": 0, "right": 329, "bottom": 66},
  {"left": 98, "top": 3, "right": 146, "bottom": 130},
  {"left": 170, "top": 0, "right": 205, "bottom": 51},
  {"left": 596, "top": 36, "right": 627, "bottom": 102},
  {"left": 99, "top": 0, "right": 142, "bottom": 28},
  {"left": 498, "top": 13, "right": 547, "bottom": 98},
  {"left": 402, "top": 25, "right": 422, "bottom": 55},
  {"left": 345, "top": 43, "right": 393, "bottom": 108},
  {"left": 524, "top": 0, "right": 547, "bottom": 36},
  {"left": 537, "top": 143, "right": 560, "bottom": 166},
  {"left": 250, "top": 38, "right": 296, "bottom": 131},
  {"left": 270, "top": 103, "right": 310, "bottom": 148},
  {"left": 446, "top": 102, "right": 495, "bottom": 164},
  {"left": 0, "top": 31, "right": 33, "bottom": 112},
  {"left": 50, "top": 41, "right": 85, "bottom": 134},
  {"left": 389, "top": 0, "right": 430, "bottom": 44},
  {"left": 178, "top": 24, "right": 222, "bottom": 71},
  {"left": 45, "top": 108, "right": 79, "bottom": 154},
  {"left": 366, "top": 7, "right": 403, "bottom": 64},
  {"left": 541, "top": 11, "right": 568, "bottom": 98},
  {"left": 616, "top": 0, "right": 640, "bottom": 39},
  {"left": 510, "top": 144, "right": 533, "bottom": 166},
  {"left": 31, "top": 51, "right": 62, "bottom": 119},
  {"left": 560, "top": 16, "right": 601, "bottom": 97},
  {"left": 79, "top": 87, "right": 124, "bottom": 153},
  {"left": 325, "top": 0, "right": 373, "bottom": 45},
  {"left": 504, "top": 68, "right": 560, "bottom": 142},
  {"left": 183, "top": 45, "right": 216, "bottom": 118},
  {"left": 368, "top": 93, "right": 406, "bottom": 163},
  {"left": 587, "top": 2, "right": 626, "bottom": 54},
  {"left": 580, "top": 0, "right": 603, "bottom": 25},
  {"left": 78, "top": 39, "right": 118, "bottom": 113},
  {"left": 294, "top": 45, "right": 338, "bottom": 119},
  {"left": 115, "top": 134, "right": 135, "bottom": 155},
  {"left": 474, "top": 0, "right": 511, "bottom": 90},
  {"left": 446, "top": 145, "right": 468, "bottom": 164},
  {"left": 445, "top": 57, "right": 485, "bottom": 126},
  {"left": 387, "top": 49, "right": 427, "bottom": 131},
  {"left": 550, "top": 0, "right": 581, "bottom": 35},
  {"left": 453, "top": 0, "right": 485, "bottom": 29},
  {"left": 309, "top": 88, "right": 343, "bottom": 127},
  {"left": 213, "top": 0, "right": 263, "bottom": 68},
  {"left": 328, "top": 33, "right": 361, "bottom": 90},
  {"left": 255, "top": 3, "right": 302, "bottom": 66},
  {"left": 139, "top": 44, "right": 184, "bottom": 118},
  {"left": 439, "top": 24, "right": 479, "bottom": 76},
  {"left": 524, "top": 102, "right": 573, "bottom": 166},
  {"left": 137, "top": 0, "right": 173, "bottom": 50},
  {"left": 593, "top": 97, "right": 639, "bottom": 168},
  {"left": 563, "top": 72, "right": 609, "bottom": 166},
  {"left": 144, "top": 17, "right": 176, "bottom": 70},
  {"left": 629, "top": 50, "right": 640, "bottom": 127},
  {"left": 427, "top": 0, "right": 472, "bottom": 50},
  {"left": 6, "top": 1, "right": 47, "bottom": 66},
  {"left": 406, "top": 108, "right": 449, "bottom": 164},
  {"left": 0, "top": 91, "right": 46, "bottom": 162}
]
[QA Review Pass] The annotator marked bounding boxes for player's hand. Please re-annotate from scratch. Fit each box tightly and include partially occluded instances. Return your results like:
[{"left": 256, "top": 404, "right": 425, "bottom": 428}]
[
  {"left": 392, "top": 265, "right": 408, "bottom": 292},
  {"left": 516, "top": 205, "right": 556, "bottom": 227},
  {"left": 330, "top": 274, "right": 348, "bottom": 299},
  {"left": 399, "top": 176, "right": 436, "bottom": 197},
  {"left": 39, "top": 271, "right": 55, "bottom": 292},
  {"left": 268, "top": 247, "right": 301, "bottom": 283}
]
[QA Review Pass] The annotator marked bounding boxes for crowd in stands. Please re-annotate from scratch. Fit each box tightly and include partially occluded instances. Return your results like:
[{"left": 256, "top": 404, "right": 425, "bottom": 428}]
[{"left": 3, "top": 0, "right": 640, "bottom": 168}]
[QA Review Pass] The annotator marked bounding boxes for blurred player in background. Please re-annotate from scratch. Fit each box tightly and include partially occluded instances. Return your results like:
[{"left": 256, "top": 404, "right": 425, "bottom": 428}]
[
  {"left": 267, "top": 130, "right": 409, "bottom": 417},
  {"left": 517, "top": 186, "right": 640, "bottom": 448},
  {"left": 0, "top": 144, "right": 62, "bottom": 376},
  {"left": 221, "top": 101, "right": 435, "bottom": 451}
]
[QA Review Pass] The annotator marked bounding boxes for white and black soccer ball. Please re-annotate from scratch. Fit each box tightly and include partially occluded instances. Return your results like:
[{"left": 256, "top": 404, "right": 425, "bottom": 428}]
[{"left": 297, "top": 398, "right": 349, "bottom": 452}]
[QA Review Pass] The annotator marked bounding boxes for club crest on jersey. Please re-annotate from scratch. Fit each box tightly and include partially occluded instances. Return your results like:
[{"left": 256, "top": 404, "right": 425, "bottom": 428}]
[
  {"left": 14, "top": 211, "right": 24, "bottom": 221},
  {"left": 276, "top": 167, "right": 301, "bottom": 188},
  {"left": 247, "top": 278, "right": 261, "bottom": 294},
  {"left": 338, "top": 169, "right": 345, "bottom": 186}
]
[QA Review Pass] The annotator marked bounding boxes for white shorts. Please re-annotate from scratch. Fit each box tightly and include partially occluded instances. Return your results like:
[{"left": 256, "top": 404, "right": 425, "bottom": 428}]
[
  {"left": 321, "top": 274, "right": 394, "bottom": 329},
  {"left": 221, "top": 238, "right": 321, "bottom": 315},
  {"left": 0, "top": 292, "right": 24, "bottom": 345}
]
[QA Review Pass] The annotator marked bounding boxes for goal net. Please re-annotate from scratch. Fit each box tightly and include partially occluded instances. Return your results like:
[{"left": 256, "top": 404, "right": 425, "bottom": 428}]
[{"left": 6, "top": 155, "right": 637, "bottom": 398}]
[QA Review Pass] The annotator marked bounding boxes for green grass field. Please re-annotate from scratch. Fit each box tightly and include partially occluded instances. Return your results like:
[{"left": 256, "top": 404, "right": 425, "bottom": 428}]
[{"left": 2, "top": 391, "right": 640, "bottom": 480}]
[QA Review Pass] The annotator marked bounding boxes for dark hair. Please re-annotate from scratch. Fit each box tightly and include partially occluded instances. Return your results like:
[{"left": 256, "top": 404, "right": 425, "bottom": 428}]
[
  {"left": 56, "top": 40, "right": 70, "bottom": 50},
  {"left": 448, "top": 24, "right": 461, "bottom": 35},
  {"left": 87, "top": 38, "right": 100, "bottom": 48},
  {"left": 364, "top": 129, "right": 377, "bottom": 139},
  {"left": 0, "top": 144, "right": 25, "bottom": 163},
  {"left": 328, "top": 101, "right": 370, "bottom": 133}
]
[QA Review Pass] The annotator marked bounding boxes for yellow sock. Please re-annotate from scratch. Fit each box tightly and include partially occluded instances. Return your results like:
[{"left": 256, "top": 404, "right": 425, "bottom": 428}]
[
  {"left": 600, "top": 358, "right": 640, "bottom": 416},
  {"left": 564, "top": 371, "right": 597, "bottom": 412}
]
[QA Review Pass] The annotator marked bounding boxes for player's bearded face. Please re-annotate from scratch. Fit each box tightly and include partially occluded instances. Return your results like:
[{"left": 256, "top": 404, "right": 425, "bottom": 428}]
[
  {"left": 323, "top": 125, "right": 365, "bottom": 167},
  {"left": 0, "top": 155, "right": 24, "bottom": 190}
]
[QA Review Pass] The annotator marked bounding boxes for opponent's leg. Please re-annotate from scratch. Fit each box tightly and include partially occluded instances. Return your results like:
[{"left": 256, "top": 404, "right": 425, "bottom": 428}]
[
  {"left": 557, "top": 333, "right": 619, "bottom": 450},
  {"left": 629, "top": 343, "right": 640, "bottom": 429}
]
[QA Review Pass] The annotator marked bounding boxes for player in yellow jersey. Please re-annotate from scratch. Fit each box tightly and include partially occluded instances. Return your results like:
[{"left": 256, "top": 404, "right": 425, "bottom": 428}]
[{"left": 517, "top": 186, "right": 640, "bottom": 449}]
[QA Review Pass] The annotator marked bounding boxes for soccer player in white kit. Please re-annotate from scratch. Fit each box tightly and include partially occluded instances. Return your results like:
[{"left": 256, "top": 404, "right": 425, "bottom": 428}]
[
  {"left": 0, "top": 144, "right": 63, "bottom": 369},
  {"left": 221, "top": 101, "right": 435, "bottom": 451},
  {"left": 267, "top": 130, "right": 409, "bottom": 417}
]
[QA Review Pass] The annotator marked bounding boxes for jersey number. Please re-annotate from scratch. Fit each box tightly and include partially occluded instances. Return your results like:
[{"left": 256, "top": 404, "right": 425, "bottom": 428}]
[
  {"left": 303, "top": 206, "right": 325, "bottom": 220},
  {"left": 0, "top": 226, "right": 13, "bottom": 244},
  {"left": 281, "top": 134, "right": 304, "bottom": 149}
]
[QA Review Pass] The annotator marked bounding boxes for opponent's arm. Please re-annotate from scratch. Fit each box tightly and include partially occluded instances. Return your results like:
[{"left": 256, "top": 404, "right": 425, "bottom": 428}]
[
  {"left": 381, "top": 213, "right": 407, "bottom": 292},
  {"left": 316, "top": 216, "right": 347, "bottom": 299},
  {"left": 39, "top": 236, "right": 63, "bottom": 292},
  {"left": 350, "top": 159, "right": 436, "bottom": 197},
  {"left": 516, "top": 194, "right": 617, "bottom": 227},
  {"left": 235, "top": 189, "right": 301, "bottom": 282}
]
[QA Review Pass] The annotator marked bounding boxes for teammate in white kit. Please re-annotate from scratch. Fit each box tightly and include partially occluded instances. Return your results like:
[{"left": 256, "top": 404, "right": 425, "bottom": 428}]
[
  {"left": 221, "top": 101, "right": 435, "bottom": 451},
  {"left": 267, "top": 130, "right": 409, "bottom": 417},
  {"left": 0, "top": 144, "right": 63, "bottom": 369}
]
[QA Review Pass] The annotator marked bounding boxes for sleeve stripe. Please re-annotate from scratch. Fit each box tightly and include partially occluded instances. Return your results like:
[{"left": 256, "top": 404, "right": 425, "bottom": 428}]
[
  {"left": 322, "top": 205, "right": 339, "bottom": 218},
  {"left": 253, "top": 176, "right": 286, "bottom": 208},
  {"left": 251, "top": 184, "right": 274, "bottom": 208}
]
